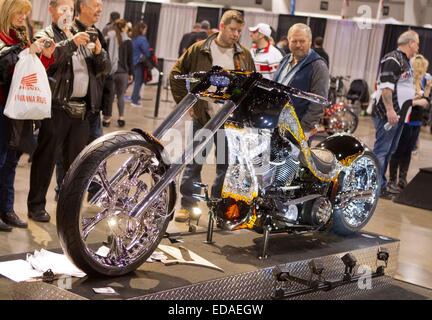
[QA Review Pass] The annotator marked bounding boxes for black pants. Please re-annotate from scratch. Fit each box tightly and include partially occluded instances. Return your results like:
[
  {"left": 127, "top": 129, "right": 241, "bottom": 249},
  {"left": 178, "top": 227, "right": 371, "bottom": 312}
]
[
  {"left": 389, "top": 124, "right": 420, "bottom": 187},
  {"left": 28, "top": 108, "right": 90, "bottom": 212},
  {"left": 101, "top": 74, "right": 115, "bottom": 118}
]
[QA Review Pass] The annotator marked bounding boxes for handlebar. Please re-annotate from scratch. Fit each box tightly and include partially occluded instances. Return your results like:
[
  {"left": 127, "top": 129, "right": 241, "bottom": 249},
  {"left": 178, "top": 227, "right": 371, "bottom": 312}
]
[{"left": 174, "top": 67, "right": 329, "bottom": 106}]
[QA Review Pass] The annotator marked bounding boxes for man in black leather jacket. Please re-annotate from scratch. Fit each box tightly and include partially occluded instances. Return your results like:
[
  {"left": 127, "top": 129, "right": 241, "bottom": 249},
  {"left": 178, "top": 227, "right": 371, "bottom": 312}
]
[{"left": 27, "top": 0, "right": 110, "bottom": 222}]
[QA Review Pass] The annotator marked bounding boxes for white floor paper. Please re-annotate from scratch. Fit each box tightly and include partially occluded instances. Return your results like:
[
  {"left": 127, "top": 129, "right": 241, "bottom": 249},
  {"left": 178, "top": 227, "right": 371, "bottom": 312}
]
[{"left": 0, "top": 249, "right": 86, "bottom": 282}]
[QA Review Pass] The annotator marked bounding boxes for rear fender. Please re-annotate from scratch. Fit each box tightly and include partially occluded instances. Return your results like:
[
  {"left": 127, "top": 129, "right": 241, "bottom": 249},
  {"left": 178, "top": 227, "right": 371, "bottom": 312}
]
[{"left": 317, "top": 133, "right": 365, "bottom": 167}]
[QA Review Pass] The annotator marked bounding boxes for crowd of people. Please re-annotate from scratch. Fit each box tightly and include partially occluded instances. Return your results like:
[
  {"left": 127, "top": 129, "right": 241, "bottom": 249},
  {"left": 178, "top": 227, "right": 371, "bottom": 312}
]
[
  {"left": 0, "top": 0, "right": 430, "bottom": 231},
  {"left": 0, "top": 0, "right": 155, "bottom": 231}
]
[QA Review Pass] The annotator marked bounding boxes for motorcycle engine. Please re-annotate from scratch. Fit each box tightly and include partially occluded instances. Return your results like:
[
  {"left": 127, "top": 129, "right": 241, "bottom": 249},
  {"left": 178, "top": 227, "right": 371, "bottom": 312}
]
[{"left": 254, "top": 130, "right": 300, "bottom": 189}]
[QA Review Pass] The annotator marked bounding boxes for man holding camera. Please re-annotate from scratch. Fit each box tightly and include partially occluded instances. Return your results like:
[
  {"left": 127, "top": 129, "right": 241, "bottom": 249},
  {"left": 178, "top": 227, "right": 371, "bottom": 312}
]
[{"left": 27, "top": 0, "right": 110, "bottom": 222}]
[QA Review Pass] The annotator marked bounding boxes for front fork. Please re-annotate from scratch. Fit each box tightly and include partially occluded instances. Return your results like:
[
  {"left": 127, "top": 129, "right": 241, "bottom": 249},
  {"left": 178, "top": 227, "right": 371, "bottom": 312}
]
[{"left": 129, "top": 95, "right": 239, "bottom": 218}]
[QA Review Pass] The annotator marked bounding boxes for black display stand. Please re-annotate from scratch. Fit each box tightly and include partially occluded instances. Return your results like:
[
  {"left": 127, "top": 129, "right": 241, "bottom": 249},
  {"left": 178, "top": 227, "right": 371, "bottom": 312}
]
[{"left": 394, "top": 168, "right": 432, "bottom": 211}]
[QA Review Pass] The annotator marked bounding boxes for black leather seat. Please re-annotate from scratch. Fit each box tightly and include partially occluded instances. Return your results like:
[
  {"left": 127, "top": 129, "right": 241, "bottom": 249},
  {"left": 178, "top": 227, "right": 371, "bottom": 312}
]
[{"left": 300, "top": 148, "right": 336, "bottom": 175}]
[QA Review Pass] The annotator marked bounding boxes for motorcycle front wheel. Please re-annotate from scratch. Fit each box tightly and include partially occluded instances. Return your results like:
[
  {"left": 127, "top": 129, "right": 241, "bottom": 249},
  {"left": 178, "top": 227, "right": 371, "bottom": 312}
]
[
  {"left": 56, "top": 131, "right": 176, "bottom": 276},
  {"left": 331, "top": 151, "right": 381, "bottom": 235}
]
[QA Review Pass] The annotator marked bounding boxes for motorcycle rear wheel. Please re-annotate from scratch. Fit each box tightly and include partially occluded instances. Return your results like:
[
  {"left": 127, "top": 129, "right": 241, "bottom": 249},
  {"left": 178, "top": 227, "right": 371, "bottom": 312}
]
[
  {"left": 331, "top": 151, "right": 381, "bottom": 235},
  {"left": 56, "top": 131, "right": 175, "bottom": 276}
]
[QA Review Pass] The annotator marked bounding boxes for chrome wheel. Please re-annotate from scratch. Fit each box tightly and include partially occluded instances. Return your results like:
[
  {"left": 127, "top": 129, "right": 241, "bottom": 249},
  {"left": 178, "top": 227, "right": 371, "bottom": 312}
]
[
  {"left": 328, "top": 109, "right": 358, "bottom": 134},
  {"left": 333, "top": 152, "right": 380, "bottom": 231},
  {"left": 79, "top": 146, "right": 170, "bottom": 269}
]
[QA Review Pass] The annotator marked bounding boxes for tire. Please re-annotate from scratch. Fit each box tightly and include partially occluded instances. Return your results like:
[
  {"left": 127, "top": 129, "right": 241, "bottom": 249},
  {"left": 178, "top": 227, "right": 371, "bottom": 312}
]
[
  {"left": 331, "top": 151, "right": 381, "bottom": 236},
  {"left": 345, "top": 109, "right": 359, "bottom": 134},
  {"left": 56, "top": 131, "right": 176, "bottom": 276}
]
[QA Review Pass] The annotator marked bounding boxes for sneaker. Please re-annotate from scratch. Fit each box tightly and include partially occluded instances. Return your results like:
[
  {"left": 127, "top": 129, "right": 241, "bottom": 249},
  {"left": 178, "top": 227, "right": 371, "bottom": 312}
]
[
  {"left": 130, "top": 103, "right": 142, "bottom": 108},
  {"left": 398, "top": 179, "right": 408, "bottom": 190},
  {"left": 386, "top": 182, "right": 400, "bottom": 194}
]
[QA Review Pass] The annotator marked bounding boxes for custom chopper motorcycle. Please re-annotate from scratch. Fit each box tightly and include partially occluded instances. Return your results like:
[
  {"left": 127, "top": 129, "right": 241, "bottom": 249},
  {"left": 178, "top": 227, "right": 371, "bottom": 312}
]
[{"left": 56, "top": 67, "right": 381, "bottom": 276}]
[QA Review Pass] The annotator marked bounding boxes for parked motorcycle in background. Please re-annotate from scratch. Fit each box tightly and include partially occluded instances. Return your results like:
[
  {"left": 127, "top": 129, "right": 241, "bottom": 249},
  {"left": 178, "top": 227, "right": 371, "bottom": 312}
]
[{"left": 323, "top": 76, "right": 369, "bottom": 134}]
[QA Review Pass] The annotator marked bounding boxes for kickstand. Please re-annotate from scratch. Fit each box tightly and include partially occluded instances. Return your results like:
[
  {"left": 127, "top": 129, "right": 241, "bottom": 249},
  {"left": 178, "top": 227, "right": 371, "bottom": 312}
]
[
  {"left": 258, "top": 225, "right": 271, "bottom": 260},
  {"left": 204, "top": 204, "right": 215, "bottom": 244}
]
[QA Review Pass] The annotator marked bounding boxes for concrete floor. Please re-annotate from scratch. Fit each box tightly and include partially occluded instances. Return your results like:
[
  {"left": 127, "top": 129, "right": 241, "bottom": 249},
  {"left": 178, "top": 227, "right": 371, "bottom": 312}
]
[{"left": 1, "top": 85, "right": 432, "bottom": 290}]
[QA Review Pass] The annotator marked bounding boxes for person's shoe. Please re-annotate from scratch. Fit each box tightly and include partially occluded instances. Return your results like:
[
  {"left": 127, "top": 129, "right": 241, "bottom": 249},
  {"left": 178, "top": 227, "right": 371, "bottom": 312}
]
[
  {"left": 175, "top": 208, "right": 192, "bottom": 223},
  {"left": 398, "top": 180, "right": 407, "bottom": 191},
  {"left": 379, "top": 188, "right": 395, "bottom": 200},
  {"left": 130, "top": 102, "right": 142, "bottom": 108},
  {"left": 386, "top": 182, "right": 400, "bottom": 194},
  {"left": 0, "top": 217, "right": 12, "bottom": 232},
  {"left": 117, "top": 119, "right": 126, "bottom": 127},
  {"left": 28, "top": 210, "right": 51, "bottom": 223},
  {"left": 2, "top": 211, "right": 28, "bottom": 228},
  {"left": 102, "top": 120, "right": 111, "bottom": 128}
]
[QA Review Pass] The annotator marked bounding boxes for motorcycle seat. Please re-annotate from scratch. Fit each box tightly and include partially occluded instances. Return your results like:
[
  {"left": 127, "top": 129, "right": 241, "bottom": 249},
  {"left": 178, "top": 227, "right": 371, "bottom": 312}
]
[{"left": 300, "top": 148, "right": 336, "bottom": 175}]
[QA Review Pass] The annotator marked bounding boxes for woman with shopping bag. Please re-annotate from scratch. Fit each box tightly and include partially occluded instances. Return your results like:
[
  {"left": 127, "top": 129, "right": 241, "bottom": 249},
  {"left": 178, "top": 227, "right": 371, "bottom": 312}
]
[{"left": 0, "top": 0, "right": 55, "bottom": 232}]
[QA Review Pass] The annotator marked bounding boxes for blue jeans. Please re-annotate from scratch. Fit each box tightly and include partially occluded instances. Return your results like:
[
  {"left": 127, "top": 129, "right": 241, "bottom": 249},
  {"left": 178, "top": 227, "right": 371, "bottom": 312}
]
[
  {"left": 180, "top": 120, "right": 228, "bottom": 209},
  {"left": 131, "top": 64, "right": 144, "bottom": 105},
  {"left": 372, "top": 116, "right": 404, "bottom": 190},
  {"left": 0, "top": 107, "right": 19, "bottom": 213}
]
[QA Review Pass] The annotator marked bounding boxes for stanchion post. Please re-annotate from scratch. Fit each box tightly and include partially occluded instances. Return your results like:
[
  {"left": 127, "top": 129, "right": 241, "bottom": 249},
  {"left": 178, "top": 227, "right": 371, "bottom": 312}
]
[{"left": 154, "top": 71, "right": 163, "bottom": 118}]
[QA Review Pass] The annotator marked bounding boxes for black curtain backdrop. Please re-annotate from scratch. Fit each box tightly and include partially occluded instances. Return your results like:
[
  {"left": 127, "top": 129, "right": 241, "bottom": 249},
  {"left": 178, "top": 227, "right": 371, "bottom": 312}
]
[
  {"left": 142, "top": 2, "right": 162, "bottom": 50},
  {"left": 124, "top": 1, "right": 144, "bottom": 26},
  {"left": 196, "top": 7, "right": 220, "bottom": 29},
  {"left": 381, "top": 25, "right": 432, "bottom": 73},
  {"left": 309, "top": 17, "right": 327, "bottom": 40},
  {"left": 276, "top": 15, "right": 307, "bottom": 42}
]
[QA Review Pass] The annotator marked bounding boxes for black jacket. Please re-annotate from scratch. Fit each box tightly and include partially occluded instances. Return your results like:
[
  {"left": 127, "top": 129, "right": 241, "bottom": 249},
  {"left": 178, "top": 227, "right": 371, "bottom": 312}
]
[{"left": 35, "top": 20, "right": 111, "bottom": 113}]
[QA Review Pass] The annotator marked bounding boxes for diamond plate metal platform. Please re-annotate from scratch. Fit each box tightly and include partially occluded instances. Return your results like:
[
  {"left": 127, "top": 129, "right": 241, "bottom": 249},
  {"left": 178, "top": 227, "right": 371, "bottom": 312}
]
[{"left": 2, "top": 230, "right": 403, "bottom": 300}]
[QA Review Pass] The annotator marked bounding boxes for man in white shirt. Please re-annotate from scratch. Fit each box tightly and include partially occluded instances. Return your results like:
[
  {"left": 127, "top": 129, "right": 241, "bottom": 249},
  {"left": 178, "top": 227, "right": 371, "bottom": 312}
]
[
  {"left": 170, "top": 10, "right": 255, "bottom": 222},
  {"left": 249, "top": 23, "right": 283, "bottom": 80}
]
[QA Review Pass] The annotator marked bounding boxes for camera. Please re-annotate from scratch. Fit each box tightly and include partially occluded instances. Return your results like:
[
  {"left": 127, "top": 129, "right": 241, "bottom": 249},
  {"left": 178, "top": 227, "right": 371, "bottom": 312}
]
[{"left": 86, "top": 27, "right": 98, "bottom": 43}]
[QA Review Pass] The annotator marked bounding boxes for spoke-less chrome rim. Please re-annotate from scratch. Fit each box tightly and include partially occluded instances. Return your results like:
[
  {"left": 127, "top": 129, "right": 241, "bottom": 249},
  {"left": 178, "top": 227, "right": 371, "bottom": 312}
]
[
  {"left": 338, "top": 154, "right": 379, "bottom": 228},
  {"left": 79, "top": 146, "right": 170, "bottom": 269}
]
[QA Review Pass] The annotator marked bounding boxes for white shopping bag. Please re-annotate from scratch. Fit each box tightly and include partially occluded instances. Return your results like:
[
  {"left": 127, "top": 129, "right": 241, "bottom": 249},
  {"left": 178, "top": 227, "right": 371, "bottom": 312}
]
[
  {"left": 147, "top": 67, "right": 160, "bottom": 85},
  {"left": 3, "top": 48, "right": 51, "bottom": 120}
]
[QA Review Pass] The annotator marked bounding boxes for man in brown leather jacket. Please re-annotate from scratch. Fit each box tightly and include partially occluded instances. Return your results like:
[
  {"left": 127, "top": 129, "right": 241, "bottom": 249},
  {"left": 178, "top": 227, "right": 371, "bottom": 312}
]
[{"left": 170, "top": 10, "right": 255, "bottom": 222}]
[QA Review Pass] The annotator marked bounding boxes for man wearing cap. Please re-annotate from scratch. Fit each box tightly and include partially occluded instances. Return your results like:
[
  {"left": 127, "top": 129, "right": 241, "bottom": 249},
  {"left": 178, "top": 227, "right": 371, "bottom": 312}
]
[
  {"left": 249, "top": 23, "right": 283, "bottom": 80},
  {"left": 274, "top": 23, "right": 329, "bottom": 135}
]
